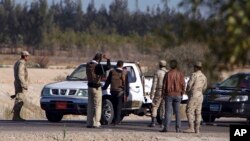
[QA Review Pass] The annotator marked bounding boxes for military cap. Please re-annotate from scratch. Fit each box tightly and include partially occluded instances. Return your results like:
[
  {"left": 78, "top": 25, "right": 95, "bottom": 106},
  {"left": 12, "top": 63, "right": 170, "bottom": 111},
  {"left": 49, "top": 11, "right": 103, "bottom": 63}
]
[
  {"left": 194, "top": 61, "right": 202, "bottom": 67},
  {"left": 21, "top": 51, "right": 30, "bottom": 56},
  {"left": 159, "top": 60, "right": 167, "bottom": 67}
]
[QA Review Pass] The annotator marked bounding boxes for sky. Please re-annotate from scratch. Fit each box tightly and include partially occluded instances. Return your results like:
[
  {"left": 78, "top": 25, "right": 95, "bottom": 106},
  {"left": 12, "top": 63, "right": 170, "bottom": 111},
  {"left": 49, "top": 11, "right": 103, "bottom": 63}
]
[{"left": 15, "top": 0, "right": 182, "bottom": 12}]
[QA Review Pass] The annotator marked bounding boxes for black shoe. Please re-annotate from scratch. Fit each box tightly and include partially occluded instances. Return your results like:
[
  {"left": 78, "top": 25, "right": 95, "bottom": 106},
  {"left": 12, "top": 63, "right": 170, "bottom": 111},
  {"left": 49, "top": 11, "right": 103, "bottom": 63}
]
[
  {"left": 87, "top": 126, "right": 93, "bottom": 128},
  {"left": 160, "top": 129, "right": 168, "bottom": 132},
  {"left": 12, "top": 117, "right": 26, "bottom": 121},
  {"left": 148, "top": 123, "right": 156, "bottom": 127}
]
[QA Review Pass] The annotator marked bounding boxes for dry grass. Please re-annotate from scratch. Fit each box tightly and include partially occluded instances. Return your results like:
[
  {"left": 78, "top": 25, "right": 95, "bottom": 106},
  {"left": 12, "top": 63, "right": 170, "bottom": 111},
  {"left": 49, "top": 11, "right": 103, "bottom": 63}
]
[
  {"left": 0, "top": 42, "right": 209, "bottom": 79},
  {"left": 54, "top": 75, "right": 67, "bottom": 81},
  {"left": 0, "top": 68, "right": 73, "bottom": 120}
]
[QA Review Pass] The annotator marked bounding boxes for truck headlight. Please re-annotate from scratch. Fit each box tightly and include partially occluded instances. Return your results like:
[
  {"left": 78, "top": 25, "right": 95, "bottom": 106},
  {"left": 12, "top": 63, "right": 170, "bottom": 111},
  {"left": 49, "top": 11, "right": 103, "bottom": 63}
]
[
  {"left": 41, "top": 88, "right": 50, "bottom": 96},
  {"left": 77, "top": 89, "right": 88, "bottom": 97},
  {"left": 230, "top": 95, "right": 248, "bottom": 102}
]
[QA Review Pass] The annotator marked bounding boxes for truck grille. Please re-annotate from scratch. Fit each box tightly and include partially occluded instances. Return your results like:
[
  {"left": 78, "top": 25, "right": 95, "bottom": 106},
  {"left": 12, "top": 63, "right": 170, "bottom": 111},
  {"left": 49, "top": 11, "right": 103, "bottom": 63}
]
[
  {"left": 60, "top": 89, "right": 67, "bottom": 95},
  {"left": 51, "top": 89, "right": 77, "bottom": 96},
  {"left": 69, "top": 90, "right": 77, "bottom": 95},
  {"left": 52, "top": 89, "right": 59, "bottom": 95}
]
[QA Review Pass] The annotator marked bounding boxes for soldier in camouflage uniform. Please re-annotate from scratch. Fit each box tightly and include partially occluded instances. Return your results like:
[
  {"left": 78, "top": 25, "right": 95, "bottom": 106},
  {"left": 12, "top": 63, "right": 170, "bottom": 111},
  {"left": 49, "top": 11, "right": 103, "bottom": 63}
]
[
  {"left": 148, "top": 60, "right": 168, "bottom": 127},
  {"left": 12, "top": 51, "right": 30, "bottom": 121},
  {"left": 184, "top": 61, "right": 207, "bottom": 133}
]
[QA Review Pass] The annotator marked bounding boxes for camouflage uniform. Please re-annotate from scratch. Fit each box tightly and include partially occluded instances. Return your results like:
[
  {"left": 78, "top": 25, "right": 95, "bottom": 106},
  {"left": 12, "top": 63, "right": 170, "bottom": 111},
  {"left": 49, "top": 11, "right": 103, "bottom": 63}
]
[
  {"left": 12, "top": 51, "right": 29, "bottom": 121},
  {"left": 148, "top": 60, "right": 167, "bottom": 127},
  {"left": 184, "top": 62, "right": 207, "bottom": 133}
]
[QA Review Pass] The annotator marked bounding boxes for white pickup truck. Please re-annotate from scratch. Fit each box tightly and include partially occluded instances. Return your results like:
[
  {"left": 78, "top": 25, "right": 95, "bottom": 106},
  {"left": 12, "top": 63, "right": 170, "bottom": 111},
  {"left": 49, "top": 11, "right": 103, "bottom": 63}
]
[
  {"left": 40, "top": 61, "right": 188, "bottom": 124},
  {"left": 40, "top": 62, "right": 152, "bottom": 124}
]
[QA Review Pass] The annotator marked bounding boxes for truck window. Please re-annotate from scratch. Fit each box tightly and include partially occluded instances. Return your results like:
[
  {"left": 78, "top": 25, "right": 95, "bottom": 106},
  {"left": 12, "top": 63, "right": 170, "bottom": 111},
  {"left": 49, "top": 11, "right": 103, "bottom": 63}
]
[{"left": 124, "top": 66, "right": 136, "bottom": 83}]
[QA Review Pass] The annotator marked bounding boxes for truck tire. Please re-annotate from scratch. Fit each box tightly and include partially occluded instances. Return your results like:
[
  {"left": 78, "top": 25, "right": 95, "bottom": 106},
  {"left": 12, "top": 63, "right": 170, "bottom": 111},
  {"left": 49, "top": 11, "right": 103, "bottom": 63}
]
[
  {"left": 202, "top": 115, "right": 216, "bottom": 123},
  {"left": 101, "top": 99, "right": 114, "bottom": 125},
  {"left": 45, "top": 111, "right": 63, "bottom": 122}
]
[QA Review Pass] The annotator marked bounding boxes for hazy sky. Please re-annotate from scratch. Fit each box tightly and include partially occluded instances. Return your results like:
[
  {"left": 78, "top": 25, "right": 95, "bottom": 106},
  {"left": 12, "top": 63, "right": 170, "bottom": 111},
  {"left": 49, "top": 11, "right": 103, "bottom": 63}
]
[{"left": 15, "top": 0, "right": 181, "bottom": 12}]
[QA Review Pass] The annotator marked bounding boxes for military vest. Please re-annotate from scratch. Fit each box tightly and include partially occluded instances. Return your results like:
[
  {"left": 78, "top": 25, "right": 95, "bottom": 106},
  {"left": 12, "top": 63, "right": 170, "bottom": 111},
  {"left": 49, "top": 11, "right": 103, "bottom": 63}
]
[
  {"left": 86, "top": 62, "right": 102, "bottom": 87},
  {"left": 110, "top": 69, "right": 126, "bottom": 91}
]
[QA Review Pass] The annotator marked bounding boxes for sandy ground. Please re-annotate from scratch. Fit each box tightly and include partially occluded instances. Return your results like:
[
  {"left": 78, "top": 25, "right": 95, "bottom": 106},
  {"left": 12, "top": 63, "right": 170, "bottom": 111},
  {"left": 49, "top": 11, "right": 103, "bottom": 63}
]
[
  {"left": 0, "top": 67, "right": 74, "bottom": 120},
  {"left": 0, "top": 67, "right": 229, "bottom": 141},
  {"left": 0, "top": 131, "right": 228, "bottom": 141}
]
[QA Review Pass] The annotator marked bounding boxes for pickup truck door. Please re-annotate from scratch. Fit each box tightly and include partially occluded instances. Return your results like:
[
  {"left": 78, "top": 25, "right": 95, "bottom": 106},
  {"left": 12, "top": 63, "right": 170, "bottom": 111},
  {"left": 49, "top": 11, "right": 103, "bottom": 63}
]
[{"left": 124, "top": 65, "right": 144, "bottom": 109}]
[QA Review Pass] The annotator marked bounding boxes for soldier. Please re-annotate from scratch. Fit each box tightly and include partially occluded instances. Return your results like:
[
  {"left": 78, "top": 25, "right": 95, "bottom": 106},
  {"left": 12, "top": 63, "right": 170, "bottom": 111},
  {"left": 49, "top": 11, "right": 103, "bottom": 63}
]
[
  {"left": 12, "top": 51, "right": 30, "bottom": 121},
  {"left": 102, "top": 60, "right": 129, "bottom": 125},
  {"left": 184, "top": 61, "right": 207, "bottom": 134},
  {"left": 148, "top": 60, "right": 168, "bottom": 127},
  {"left": 86, "top": 53, "right": 111, "bottom": 128}
]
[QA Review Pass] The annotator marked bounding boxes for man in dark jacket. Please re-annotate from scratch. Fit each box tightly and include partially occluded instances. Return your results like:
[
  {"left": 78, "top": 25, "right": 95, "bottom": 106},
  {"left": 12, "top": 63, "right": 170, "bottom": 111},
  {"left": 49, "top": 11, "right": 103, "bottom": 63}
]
[
  {"left": 86, "top": 53, "right": 111, "bottom": 128},
  {"left": 160, "top": 59, "right": 185, "bottom": 133},
  {"left": 102, "top": 60, "right": 129, "bottom": 125}
]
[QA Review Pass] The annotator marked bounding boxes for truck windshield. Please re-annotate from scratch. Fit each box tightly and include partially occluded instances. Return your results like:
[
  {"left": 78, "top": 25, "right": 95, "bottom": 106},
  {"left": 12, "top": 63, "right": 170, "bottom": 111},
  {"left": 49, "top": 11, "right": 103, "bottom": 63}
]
[
  {"left": 68, "top": 64, "right": 115, "bottom": 81},
  {"left": 67, "top": 65, "right": 87, "bottom": 80}
]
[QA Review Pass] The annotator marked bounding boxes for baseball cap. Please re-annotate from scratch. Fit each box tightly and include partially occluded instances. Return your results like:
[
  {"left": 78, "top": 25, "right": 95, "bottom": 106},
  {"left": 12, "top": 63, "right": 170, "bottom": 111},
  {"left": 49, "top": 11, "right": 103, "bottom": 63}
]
[
  {"left": 159, "top": 60, "right": 167, "bottom": 67},
  {"left": 194, "top": 61, "right": 202, "bottom": 67},
  {"left": 21, "top": 51, "right": 30, "bottom": 56}
]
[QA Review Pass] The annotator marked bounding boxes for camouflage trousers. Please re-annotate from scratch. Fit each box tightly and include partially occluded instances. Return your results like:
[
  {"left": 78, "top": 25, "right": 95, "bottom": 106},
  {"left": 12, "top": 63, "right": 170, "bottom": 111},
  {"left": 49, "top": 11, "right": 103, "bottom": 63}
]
[
  {"left": 87, "top": 87, "right": 102, "bottom": 127},
  {"left": 151, "top": 95, "right": 165, "bottom": 118},
  {"left": 12, "top": 90, "right": 28, "bottom": 120},
  {"left": 186, "top": 95, "right": 203, "bottom": 126}
]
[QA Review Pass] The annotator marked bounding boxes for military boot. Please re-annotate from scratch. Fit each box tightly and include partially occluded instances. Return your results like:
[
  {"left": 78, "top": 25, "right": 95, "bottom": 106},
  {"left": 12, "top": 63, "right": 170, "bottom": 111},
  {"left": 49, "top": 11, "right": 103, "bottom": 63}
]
[
  {"left": 12, "top": 101, "right": 25, "bottom": 121},
  {"left": 195, "top": 122, "right": 200, "bottom": 134},
  {"left": 12, "top": 115, "right": 26, "bottom": 121},
  {"left": 183, "top": 123, "right": 195, "bottom": 133},
  {"left": 148, "top": 117, "right": 156, "bottom": 127}
]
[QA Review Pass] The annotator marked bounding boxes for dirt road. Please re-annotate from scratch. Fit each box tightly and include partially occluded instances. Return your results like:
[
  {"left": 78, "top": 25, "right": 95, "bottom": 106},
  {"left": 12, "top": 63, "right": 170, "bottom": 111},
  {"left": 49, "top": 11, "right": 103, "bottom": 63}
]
[{"left": 0, "top": 117, "right": 241, "bottom": 141}]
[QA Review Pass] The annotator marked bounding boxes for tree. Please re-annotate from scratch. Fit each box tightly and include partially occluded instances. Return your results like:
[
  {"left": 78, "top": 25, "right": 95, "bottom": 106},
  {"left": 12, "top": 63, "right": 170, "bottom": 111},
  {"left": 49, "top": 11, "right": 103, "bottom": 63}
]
[
  {"left": 109, "top": 0, "right": 131, "bottom": 35},
  {"left": 179, "top": 0, "right": 250, "bottom": 67}
]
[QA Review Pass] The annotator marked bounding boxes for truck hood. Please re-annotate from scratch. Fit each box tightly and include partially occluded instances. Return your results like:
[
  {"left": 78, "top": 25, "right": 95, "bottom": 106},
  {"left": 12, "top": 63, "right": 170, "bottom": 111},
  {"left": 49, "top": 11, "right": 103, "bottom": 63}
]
[{"left": 44, "top": 81, "right": 88, "bottom": 89}]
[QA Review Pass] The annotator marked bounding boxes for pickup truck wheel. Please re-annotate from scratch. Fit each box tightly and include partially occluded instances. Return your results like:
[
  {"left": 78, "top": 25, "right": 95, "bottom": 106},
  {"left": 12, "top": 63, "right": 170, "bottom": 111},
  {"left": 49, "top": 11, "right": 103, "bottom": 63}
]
[
  {"left": 45, "top": 111, "right": 63, "bottom": 122},
  {"left": 202, "top": 115, "right": 216, "bottom": 123},
  {"left": 101, "top": 99, "right": 114, "bottom": 125}
]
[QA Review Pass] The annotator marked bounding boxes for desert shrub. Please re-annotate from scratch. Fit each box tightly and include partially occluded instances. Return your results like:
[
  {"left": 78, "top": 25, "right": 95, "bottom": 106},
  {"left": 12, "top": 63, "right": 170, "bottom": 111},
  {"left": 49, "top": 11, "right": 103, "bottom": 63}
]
[
  {"left": 0, "top": 65, "right": 11, "bottom": 68},
  {"left": 54, "top": 75, "right": 66, "bottom": 81},
  {"left": 2, "top": 106, "right": 12, "bottom": 120},
  {"left": 163, "top": 42, "right": 209, "bottom": 75},
  {"left": 33, "top": 56, "right": 50, "bottom": 68},
  {"left": 26, "top": 61, "right": 41, "bottom": 68}
]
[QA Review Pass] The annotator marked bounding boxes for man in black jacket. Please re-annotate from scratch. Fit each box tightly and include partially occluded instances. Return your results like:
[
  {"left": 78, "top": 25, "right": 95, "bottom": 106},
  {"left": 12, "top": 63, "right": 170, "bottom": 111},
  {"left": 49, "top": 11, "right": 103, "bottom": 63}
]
[
  {"left": 102, "top": 60, "right": 129, "bottom": 125},
  {"left": 86, "top": 53, "right": 111, "bottom": 128}
]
